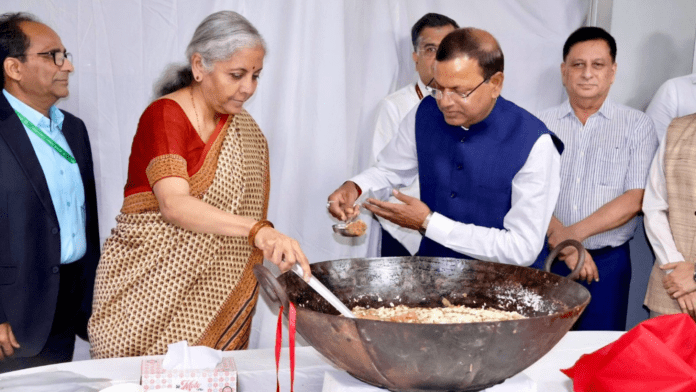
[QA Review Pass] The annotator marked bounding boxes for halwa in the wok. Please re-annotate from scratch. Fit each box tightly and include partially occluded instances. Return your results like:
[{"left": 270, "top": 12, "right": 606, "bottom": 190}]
[{"left": 352, "top": 298, "right": 526, "bottom": 323}]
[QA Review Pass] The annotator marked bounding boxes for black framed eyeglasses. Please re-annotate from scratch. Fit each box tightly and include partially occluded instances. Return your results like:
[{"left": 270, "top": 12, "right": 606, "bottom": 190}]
[
  {"left": 14, "top": 50, "right": 72, "bottom": 67},
  {"left": 427, "top": 77, "right": 489, "bottom": 101}
]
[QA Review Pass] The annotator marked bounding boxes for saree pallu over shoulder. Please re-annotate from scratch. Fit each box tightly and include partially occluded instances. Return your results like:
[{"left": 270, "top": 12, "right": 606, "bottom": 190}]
[{"left": 88, "top": 110, "right": 270, "bottom": 358}]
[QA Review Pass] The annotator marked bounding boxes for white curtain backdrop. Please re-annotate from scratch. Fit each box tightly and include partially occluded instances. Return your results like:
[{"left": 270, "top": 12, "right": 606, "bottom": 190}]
[{"left": 3, "top": 0, "right": 588, "bottom": 349}]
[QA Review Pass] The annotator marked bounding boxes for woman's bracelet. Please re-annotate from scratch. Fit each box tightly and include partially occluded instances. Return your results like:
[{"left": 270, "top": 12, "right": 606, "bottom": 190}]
[{"left": 248, "top": 219, "right": 274, "bottom": 248}]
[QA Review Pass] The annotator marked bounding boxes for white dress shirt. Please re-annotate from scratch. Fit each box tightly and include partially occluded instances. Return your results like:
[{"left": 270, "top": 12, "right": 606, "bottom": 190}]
[
  {"left": 370, "top": 78, "right": 427, "bottom": 254},
  {"left": 645, "top": 73, "right": 696, "bottom": 142},
  {"left": 352, "top": 102, "right": 561, "bottom": 266},
  {"left": 536, "top": 99, "right": 658, "bottom": 249},
  {"left": 642, "top": 139, "right": 685, "bottom": 266}
]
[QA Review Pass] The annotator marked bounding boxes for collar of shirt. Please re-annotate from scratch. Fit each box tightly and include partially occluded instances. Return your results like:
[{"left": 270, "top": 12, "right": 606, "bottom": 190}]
[
  {"left": 416, "top": 77, "right": 429, "bottom": 96},
  {"left": 2, "top": 89, "right": 64, "bottom": 136},
  {"left": 559, "top": 97, "right": 616, "bottom": 123}
]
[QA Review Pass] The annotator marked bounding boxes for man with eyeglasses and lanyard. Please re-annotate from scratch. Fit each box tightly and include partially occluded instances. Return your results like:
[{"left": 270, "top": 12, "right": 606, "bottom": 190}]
[
  {"left": 328, "top": 28, "right": 563, "bottom": 268},
  {"left": 0, "top": 13, "right": 100, "bottom": 371},
  {"left": 370, "top": 13, "right": 458, "bottom": 258}
]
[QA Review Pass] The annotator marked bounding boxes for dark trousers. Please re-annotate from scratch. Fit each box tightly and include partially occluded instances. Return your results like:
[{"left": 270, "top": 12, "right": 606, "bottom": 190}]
[
  {"left": 0, "top": 261, "right": 83, "bottom": 373},
  {"left": 380, "top": 227, "right": 412, "bottom": 257},
  {"left": 550, "top": 242, "right": 631, "bottom": 331}
]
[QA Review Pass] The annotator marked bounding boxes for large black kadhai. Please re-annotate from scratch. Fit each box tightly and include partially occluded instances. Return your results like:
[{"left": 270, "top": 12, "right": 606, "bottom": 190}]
[{"left": 254, "top": 240, "right": 590, "bottom": 392}]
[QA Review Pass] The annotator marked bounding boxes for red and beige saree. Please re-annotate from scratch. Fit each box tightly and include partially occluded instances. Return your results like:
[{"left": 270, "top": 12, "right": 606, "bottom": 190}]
[{"left": 89, "top": 99, "right": 269, "bottom": 358}]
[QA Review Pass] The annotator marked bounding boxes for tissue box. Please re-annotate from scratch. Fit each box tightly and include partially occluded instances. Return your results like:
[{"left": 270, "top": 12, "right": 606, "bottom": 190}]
[{"left": 141, "top": 357, "right": 237, "bottom": 391}]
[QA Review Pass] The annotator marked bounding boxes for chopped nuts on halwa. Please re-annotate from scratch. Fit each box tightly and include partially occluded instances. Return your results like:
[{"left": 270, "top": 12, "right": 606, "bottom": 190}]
[{"left": 352, "top": 304, "right": 525, "bottom": 323}]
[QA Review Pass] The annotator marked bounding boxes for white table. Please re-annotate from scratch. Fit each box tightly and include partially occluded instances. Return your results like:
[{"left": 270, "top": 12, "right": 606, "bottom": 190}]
[{"left": 0, "top": 331, "right": 623, "bottom": 391}]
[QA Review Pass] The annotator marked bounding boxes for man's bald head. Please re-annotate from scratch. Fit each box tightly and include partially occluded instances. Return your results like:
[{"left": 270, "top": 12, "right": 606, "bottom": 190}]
[{"left": 435, "top": 28, "right": 504, "bottom": 80}]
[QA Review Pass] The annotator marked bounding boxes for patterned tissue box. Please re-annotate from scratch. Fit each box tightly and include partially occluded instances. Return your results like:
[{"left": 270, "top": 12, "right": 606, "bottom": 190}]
[{"left": 141, "top": 357, "right": 237, "bottom": 392}]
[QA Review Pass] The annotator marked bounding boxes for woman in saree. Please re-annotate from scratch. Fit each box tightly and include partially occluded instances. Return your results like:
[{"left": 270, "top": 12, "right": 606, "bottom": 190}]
[{"left": 88, "top": 11, "right": 311, "bottom": 358}]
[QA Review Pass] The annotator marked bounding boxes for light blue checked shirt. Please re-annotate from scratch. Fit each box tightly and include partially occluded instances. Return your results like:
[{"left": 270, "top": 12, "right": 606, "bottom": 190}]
[
  {"left": 536, "top": 98, "right": 658, "bottom": 249},
  {"left": 3, "top": 89, "right": 87, "bottom": 263}
]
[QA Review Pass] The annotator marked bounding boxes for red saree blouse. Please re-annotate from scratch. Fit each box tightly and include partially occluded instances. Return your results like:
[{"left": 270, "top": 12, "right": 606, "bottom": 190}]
[{"left": 121, "top": 98, "right": 228, "bottom": 213}]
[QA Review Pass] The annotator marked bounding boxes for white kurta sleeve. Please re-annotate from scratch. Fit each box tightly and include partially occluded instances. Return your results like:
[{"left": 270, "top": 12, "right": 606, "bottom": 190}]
[
  {"left": 351, "top": 106, "right": 419, "bottom": 201},
  {"left": 646, "top": 80, "right": 678, "bottom": 143},
  {"left": 642, "top": 139, "right": 686, "bottom": 266},
  {"left": 371, "top": 99, "right": 401, "bottom": 164}
]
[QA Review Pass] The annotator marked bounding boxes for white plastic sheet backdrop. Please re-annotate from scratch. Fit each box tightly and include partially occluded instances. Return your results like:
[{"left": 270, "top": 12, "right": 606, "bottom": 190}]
[{"left": 2, "top": 0, "right": 588, "bottom": 350}]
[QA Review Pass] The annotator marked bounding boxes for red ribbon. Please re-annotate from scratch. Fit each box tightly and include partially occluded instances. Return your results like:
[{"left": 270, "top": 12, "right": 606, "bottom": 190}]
[
  {"left": 275, "top": 305, "right": 283, "bottom": 392},
  {"left": 275, "top": 302, "right": 297, "bottom": 392},
  {"left": 289, "top": 303, "right": 296, "bottom": 391}
]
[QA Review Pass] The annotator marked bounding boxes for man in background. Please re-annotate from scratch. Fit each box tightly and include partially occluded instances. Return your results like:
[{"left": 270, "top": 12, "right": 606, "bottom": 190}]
[
  {"left": 645, "top": 72, "right": 696, "bottom": 142},
  {"left": 0, "top": 12, "right": 100, "bottom": 371},
  {"left": 371, "top": 13, "right": 458, "bottom": 257},
  {"left": 643, "top": 113, "right": 696, "bottom": 320},
  {"left": 536, "top": 27, "right": 658, "bottom": 330}
]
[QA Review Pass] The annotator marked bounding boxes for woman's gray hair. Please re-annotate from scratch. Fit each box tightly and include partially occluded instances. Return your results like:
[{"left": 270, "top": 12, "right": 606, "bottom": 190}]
[{"left": 154, "top": 11, "right": 266, "bottom": 98}]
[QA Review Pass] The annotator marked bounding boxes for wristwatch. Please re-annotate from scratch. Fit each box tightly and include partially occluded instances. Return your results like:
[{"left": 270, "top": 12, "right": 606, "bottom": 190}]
[
  {"left": 692, "top": 266, "right": 696, "bottom": 283},
  {"left": 419, "top": 211, "right": 433, "bottom": 236}
]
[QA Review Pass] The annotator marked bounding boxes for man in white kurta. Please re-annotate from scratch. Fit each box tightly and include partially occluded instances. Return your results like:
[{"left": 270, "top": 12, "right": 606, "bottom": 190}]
[
  {"left": 371, "top": 13, "right": 457, "bottom": 257},
  {"left": 645, "top": 73, "right": 696, "bottom": 142}
]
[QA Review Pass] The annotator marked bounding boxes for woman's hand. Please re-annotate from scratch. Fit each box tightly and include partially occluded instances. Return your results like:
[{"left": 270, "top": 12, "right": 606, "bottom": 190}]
[
  {"left": 153, "top": 178, "right": 312, "bottom": 280},
  {"left": 255, "top": 227, "right": 311, "bottom": 281}
]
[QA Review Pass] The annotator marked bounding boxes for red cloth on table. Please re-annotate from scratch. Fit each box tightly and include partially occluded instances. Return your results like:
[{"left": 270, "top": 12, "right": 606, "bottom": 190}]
[{"left": 563, "top": 314, "right": 696, "bottom": 392}]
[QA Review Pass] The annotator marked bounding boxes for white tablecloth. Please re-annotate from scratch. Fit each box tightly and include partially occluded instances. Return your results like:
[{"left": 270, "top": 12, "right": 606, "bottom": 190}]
[{"left": 0, "top": 331, "right": 623, "bottom": 392}]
